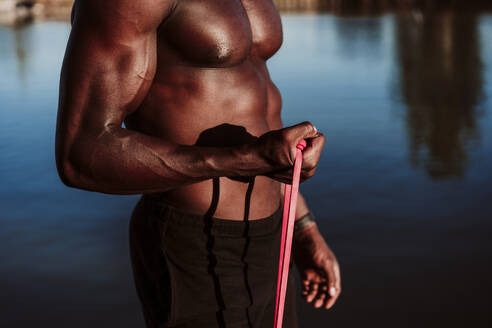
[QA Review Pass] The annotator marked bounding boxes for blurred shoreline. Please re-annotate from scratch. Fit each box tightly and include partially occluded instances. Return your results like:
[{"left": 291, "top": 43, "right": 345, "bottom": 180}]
[
  {"left": 0, "top": 0, "right": 72, "bottom": 26},
  {"left": 277, "top": 0, "right": 492, "bottom": 15},
  {"left": 3, "top": 0, "right": 492, "bottom": 27}
]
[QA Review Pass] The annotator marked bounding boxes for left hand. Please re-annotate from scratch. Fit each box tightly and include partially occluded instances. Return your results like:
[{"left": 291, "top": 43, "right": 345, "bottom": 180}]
[{"left": 294, "top": 223, "right": 341, "bottom": 309}]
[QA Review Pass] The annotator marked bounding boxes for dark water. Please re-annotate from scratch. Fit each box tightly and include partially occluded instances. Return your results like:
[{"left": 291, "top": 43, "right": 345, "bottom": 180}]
[{"left": 1, "top": 8, "right": 492, "bottom": 328}]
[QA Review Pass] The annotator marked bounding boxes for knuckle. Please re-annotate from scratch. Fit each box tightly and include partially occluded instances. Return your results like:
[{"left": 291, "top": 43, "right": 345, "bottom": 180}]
[{"left": 303, "top": 121, "right": 315, "bottom": 134}]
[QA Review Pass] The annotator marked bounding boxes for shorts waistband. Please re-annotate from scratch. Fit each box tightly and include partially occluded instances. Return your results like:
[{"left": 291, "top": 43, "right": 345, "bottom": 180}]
[{"left": 142, "top": 194, "right": 282, "bottom": 238}]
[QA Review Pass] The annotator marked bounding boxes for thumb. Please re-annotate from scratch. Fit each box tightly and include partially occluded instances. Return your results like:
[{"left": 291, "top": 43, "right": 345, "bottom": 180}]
[{"left": 324, "top": 264, "right": 338, "bottom": 297}]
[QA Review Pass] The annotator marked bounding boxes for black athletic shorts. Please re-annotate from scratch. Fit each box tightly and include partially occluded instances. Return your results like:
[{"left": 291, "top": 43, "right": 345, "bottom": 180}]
[{"left": 129, "top": 195, "right": 298, "bottom": 328}]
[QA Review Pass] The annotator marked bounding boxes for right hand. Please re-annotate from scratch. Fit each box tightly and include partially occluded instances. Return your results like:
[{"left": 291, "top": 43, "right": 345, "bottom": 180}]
[{"left": 256, "top": 121, "right": 325, "bottom": 183}]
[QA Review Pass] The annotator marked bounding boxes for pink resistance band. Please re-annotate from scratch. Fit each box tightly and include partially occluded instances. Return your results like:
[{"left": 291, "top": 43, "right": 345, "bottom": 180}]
[{"left": 274, "top": 139, "right": 306, "bottom": 328}]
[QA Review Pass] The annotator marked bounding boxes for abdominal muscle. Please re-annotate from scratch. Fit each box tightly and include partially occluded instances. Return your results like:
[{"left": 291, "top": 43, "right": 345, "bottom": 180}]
[{"left": 127, "top": 58, "right": 283, "bottom": 220}]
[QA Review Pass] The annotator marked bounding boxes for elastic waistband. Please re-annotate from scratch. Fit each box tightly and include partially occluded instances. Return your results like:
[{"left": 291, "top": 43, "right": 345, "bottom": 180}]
[{"left": 142, "top": 195, "right": 282, "bottom": 238}]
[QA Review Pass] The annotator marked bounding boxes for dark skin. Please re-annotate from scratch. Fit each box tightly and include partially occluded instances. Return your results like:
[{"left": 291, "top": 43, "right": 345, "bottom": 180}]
[{"left": 56, "top": 0, "right": 340, "bottom": 310}]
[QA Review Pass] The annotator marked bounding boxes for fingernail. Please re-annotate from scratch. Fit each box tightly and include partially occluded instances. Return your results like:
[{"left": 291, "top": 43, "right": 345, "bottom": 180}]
[
  {"left": 313, "top": 125, "right": 318, "bottom": 135},
  {"left": 330, "top": 287, "right": 336, "bottom": 296}
]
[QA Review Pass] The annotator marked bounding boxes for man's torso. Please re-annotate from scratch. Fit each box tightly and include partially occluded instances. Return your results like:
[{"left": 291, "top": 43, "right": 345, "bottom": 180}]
[{"left": 122, "top": 0, "right": 285, "bottom": 220}]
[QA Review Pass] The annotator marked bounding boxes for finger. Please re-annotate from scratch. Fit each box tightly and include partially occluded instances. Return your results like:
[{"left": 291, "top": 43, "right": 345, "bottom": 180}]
[
  {"left": 312, "top": 282, "right": 329, "bottom": 308},
  {"left": 313, "top": 291, "right": 327, "bottom": 309},
  {"left": 323, "top": 283, "right": 339, "bottom": 310},
  {"left": 302, "top": 280, "right": 317, "bottom": 301},
  {"left": 324, "top": 293, "right": 338, "bottom": 310},
  {"left": 324, "top": 283, "right": 341, "bottom": 310},
  {"left": 306, "top": 282, "right": 319, "bottom": 303},
  {"left": 331, "top": 263, "right": 342, "bottom": 295},
  {"left": 301, "top": 134, "right": 325, "bottom": 178},
  {"left": 302, "top": 133, "right": 325, "bottom": 164},
  {"left": 301, "top": 280, "right": 310, "bottom": 295},
  {"left": 324, "top": 260, "right": 340, "bottom": 291},
  {"left": 324, "top": 264, "right": 341, "bottom": 309},
  {"left": 284, "top": 121, "right": 318, "bottom": 145},
  {"left": 304, "top": 132, "right": 325, "bottom": 148}
]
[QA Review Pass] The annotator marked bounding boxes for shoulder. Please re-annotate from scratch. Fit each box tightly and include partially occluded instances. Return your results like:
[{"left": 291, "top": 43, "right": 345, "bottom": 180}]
[{"left": 71, "top": 0, "right": 177, "bottom": 40}]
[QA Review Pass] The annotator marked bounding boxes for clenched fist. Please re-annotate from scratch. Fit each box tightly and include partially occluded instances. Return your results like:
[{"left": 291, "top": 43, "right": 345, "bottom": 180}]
[{"left": 255, "top": 121, "right": 325, "bottom": 184}]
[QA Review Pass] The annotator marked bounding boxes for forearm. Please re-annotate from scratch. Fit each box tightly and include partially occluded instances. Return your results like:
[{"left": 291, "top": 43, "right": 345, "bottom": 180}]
[
  {"left": 59, "top": 125, "right": 265, "bottom": 194},
  {"left": 294, "top": 192, "right": 310, "bottom": 220},
  {"left": 293, "top": 193, "right": 319, "bottom": 238}
]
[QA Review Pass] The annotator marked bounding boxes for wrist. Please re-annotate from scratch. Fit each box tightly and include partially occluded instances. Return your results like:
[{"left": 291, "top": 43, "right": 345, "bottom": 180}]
[{"left": 202, "top": 143, "right": 268, "bottom": 178}]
